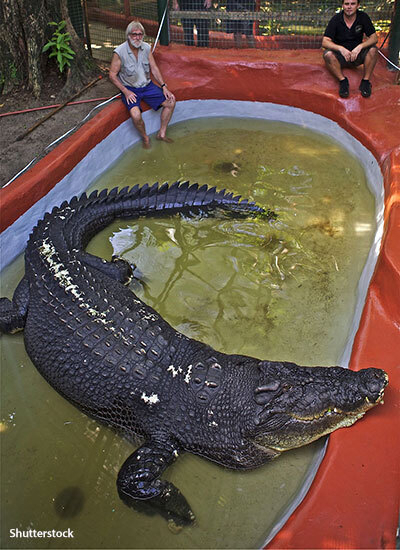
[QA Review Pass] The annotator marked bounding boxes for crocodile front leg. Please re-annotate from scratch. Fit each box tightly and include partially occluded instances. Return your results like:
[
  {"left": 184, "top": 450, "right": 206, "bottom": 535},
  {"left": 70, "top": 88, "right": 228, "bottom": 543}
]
[
  {"left": 0, "top": 277, "right": 30, "bottom": 334},
  {"left": 117, "top": 439, "right": 195, "bottom": 525}
]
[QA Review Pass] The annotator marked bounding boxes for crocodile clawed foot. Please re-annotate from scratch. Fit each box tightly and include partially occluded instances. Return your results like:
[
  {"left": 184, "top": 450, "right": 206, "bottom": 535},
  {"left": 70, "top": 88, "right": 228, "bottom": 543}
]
[
  {"left": 117, "top": 440, "right": 194, "bottom": 527},
  {"left": 0, "top": 277, "right": 29, "bottom": 334},
  {"left": 119, "top": 481, "right": 195, "bottom": 526},
  {"left": 158, "top": 481, "right": 196, "bottom": 525}
]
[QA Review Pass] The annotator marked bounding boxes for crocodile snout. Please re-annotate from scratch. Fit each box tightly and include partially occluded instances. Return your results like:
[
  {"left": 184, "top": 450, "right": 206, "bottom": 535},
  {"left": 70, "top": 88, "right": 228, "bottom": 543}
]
[{"left": 359, "top": 368, "right": 388, "bottom": 403}]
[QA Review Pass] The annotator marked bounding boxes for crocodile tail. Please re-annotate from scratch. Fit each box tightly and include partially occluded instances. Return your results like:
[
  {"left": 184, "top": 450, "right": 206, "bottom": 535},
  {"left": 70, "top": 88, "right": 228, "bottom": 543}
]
[
  {"left": 28, "top": 182, "right": 265, "bottom": 253},
  {"left": 76, "top": 182, "right": 264, "bottom": 243},
  {"left": 67, "top": 181, "right": 261, "bottom": 212},
  {"left": 115, "top": 181, "right": 264, "bottom": 216}
]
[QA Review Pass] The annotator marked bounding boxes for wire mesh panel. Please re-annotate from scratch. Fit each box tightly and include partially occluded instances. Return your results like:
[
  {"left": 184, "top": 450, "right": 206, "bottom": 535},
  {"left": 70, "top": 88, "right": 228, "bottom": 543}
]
[
  {"left": 169, "top": 0, "right": 395, "bottom": 50},
  {"left": 83, "top": 0, "right": 395, "bottom": 61},
  {"left": 85, "top": 0, "right": 158, "bottom": 61}
]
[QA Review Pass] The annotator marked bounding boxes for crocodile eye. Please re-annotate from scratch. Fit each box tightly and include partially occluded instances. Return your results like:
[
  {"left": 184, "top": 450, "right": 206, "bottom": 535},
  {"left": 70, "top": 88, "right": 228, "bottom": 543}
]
[{"left": 255, "top": 380, "right": 280, "bottom": 393}]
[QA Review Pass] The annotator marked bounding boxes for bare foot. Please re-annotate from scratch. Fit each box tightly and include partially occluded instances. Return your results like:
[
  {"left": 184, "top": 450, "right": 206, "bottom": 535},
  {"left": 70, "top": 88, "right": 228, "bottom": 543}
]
[
  {"left": 156, "top": 135, "right": 174, "bottom": 143},
  {"left": 142, "top": 138, "right": 151, "bottom": 149}
]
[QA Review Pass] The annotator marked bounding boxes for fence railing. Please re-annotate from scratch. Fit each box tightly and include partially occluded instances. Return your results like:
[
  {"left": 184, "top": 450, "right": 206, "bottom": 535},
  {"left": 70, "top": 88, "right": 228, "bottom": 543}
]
[{"left": 79, "top": 0, "right": 395, "bottom": 62}]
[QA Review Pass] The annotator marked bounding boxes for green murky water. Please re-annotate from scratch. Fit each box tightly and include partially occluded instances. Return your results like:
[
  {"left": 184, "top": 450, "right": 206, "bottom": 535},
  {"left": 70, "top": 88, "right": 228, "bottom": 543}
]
[{"left": 1, "top": 117, "right": 376, "bottom": 549}]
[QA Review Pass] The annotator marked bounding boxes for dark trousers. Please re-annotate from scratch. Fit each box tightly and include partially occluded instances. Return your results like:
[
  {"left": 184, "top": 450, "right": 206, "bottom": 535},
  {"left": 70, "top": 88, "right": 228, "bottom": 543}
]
[{"left": 181, "top": 17, "right": 209, "bottom": 47}]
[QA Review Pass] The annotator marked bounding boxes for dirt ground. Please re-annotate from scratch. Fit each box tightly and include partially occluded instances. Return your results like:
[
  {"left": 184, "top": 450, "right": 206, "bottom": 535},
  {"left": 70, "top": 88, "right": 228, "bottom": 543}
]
[{"left": 0, "top": 64, "right": 118, "bottom": 187}]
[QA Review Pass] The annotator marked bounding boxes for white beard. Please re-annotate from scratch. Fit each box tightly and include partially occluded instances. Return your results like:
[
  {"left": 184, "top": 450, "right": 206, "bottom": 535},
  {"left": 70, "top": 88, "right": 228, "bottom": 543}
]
[{"left": 129, "top": 37, "right": 143, "bottom": 48}]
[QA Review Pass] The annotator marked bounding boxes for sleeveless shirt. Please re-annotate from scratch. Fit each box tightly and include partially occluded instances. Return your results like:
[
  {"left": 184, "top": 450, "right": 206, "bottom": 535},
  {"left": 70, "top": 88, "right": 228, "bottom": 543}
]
[{"left": 114, "top": 41, "right": 151, "bottom": 89}]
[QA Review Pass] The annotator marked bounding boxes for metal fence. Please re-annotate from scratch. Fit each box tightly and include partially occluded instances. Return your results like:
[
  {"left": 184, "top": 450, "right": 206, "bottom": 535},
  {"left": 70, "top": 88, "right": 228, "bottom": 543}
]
[{"left": 71, "top": 0, "right": 395, "bottom": 62}]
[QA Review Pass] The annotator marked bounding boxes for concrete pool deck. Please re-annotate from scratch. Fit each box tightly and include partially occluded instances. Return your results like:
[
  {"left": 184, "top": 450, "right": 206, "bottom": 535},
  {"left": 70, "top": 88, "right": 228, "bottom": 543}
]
[{"left": 1, "top": 47, "right": 399, "bottom": 549}]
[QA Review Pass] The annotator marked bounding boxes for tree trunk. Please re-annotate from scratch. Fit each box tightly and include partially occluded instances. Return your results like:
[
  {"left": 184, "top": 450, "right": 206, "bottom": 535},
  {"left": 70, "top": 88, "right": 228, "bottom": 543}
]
[
  {"left": 59, "top": 0, "right": 100, "bottom": 99},
  {"left": 0, "top": 0, "right": 53, "bottom": 96},
  {"left": 0, "top": 0, "right": 100, "bottom": 99}
]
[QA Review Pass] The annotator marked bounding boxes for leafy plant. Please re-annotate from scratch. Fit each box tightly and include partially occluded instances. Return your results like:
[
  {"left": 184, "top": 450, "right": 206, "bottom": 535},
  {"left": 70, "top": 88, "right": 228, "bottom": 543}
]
[{"left": 42, "top": 21, "right": 75, "bottom": 73}]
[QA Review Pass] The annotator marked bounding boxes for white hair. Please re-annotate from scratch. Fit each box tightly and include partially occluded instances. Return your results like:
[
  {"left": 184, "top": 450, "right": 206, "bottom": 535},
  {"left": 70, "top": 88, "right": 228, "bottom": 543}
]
[{"left": 125, "top": 21, "right": 145, "bottom": 39}]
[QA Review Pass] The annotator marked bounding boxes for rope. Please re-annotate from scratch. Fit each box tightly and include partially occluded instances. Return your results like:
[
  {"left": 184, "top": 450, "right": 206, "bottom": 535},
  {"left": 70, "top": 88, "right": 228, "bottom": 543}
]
[
  {"left": 377, "top": 27, "right": 400, "bottom": 72},
  {"left": 378, "top": 49, "right": 400, "bottom": 71},
  {"left": 0, "top": 97, "right": 114, "bottom": 118},
  {"left": 3, "top": 94, "right": 119, "bottom": 188}
]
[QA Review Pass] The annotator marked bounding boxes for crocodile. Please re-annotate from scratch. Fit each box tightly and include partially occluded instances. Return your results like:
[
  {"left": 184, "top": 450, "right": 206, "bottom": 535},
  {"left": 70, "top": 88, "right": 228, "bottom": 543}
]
[{"left": 0, "top": 182, "right": 388, "bottom": 524}]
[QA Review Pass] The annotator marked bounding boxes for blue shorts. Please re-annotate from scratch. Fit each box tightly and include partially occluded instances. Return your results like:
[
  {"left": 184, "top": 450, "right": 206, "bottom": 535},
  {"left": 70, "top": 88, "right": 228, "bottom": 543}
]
[{"left": 121, "top": 81, "right": 166, "bottom": 112}]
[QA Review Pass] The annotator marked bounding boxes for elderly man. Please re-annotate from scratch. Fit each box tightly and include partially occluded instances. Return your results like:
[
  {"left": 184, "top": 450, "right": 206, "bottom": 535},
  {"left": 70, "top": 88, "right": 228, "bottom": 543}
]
[
  {"left": 322, "top": 0, "right": 378, "bottom": 98},
  {"left": 109, "top": 22, "right": 176, "bottom": 148}
]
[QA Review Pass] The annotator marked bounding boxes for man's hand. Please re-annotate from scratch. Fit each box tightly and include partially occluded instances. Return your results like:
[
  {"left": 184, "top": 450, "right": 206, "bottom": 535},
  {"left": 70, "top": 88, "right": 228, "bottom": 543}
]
[
  {"left": 124, "top": 89, "right": 137, "bottom": 104},
  {"left": 339, "top": 46, "right": 352, "bottom": 62},
  {"left": 163, "top": 87, "right": 175, "bottom": 102},
  {"left": 350, "top": 44, "right": 363, "bottom": 62}
]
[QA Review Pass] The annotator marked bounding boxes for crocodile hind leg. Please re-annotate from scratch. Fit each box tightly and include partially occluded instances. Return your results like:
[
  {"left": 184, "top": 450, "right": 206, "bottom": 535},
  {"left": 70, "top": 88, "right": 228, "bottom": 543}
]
[
  {"left": 117, "top": 439, "right": 195, "bottom": 525},
  {"left": 77, "top": 251, "right": 136, "bottom": 285},
  {"left": 0, "top": 277, "right": 30, "bottom": 334}
]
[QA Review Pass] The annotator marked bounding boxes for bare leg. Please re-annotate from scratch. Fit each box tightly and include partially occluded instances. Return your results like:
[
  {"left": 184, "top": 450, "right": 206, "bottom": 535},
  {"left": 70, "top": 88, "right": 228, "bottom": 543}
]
[
  {"left": 323, "top": 50, "right": 345, "bottom": 81},
  {"left": 362, "top": 46, "right": 378, "bottom": 79},
  {"left": 129, "top": 106, "right": 151, "bottom": 149},
  {"left": 156, "top": 97, "right": 176, "bottom": 142}
]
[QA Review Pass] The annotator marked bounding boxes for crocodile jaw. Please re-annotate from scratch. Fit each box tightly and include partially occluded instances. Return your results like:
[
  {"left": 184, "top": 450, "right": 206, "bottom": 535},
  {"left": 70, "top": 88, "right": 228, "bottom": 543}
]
[
  {"left": 265, "top": 391, "right": 385, "bottom": 453},
  {"left": 253, "top": 375, "right": 387, "bottom": 453}
]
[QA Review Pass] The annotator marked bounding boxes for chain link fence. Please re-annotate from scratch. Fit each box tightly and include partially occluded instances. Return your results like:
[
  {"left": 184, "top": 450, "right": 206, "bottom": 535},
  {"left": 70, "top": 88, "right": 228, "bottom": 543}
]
[{"left": 68, "top": 0, "right": 395, "bottom": 62}]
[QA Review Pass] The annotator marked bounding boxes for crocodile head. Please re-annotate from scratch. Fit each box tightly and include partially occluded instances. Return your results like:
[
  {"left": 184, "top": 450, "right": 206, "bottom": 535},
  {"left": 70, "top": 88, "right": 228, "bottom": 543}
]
[{"left": 250, "top": 361, "right": 388, "bottom": 452}]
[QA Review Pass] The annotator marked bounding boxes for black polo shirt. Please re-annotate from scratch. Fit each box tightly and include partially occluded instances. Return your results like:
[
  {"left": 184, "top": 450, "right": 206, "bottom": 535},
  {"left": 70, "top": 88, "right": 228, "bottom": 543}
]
[{"left": 324, "top": 10, "right": 376, "bottom": 51}]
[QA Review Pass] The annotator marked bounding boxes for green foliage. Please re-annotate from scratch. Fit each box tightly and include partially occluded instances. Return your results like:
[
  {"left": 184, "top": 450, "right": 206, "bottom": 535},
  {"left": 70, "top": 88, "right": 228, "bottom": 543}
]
[{"left": 42, "top": 21, "right": 75, "bottom": 73}]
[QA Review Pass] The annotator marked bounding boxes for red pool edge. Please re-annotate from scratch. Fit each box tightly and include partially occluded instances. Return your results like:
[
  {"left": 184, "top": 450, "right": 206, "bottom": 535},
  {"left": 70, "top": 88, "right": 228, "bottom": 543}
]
[{"left": 1, "top": 46, "right": 399, "bottom": 549}]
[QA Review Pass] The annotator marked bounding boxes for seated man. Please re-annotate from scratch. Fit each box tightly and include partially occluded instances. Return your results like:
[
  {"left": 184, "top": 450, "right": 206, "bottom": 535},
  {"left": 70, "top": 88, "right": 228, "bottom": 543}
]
[
  {"left": 109, "top": 21, "right": 175, "bottom": 148},
  {"left": 322, "top": 0, "right": 378, "bottom": 98}
]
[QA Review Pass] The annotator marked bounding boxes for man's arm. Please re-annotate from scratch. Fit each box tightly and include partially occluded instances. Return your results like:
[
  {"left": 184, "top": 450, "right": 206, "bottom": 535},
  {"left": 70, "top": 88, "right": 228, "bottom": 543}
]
[
  {"left": 322, "top": 36, "right": 352, "bottom": 62},
  {"left": 148, "top": 52, "right": 175, "bottom": 100},
  {"left": 109, "top": 53, "right": 138, "bottom": 104},
  {"left": 349, "top": 32, "right": 378, "bottom": 61}
]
